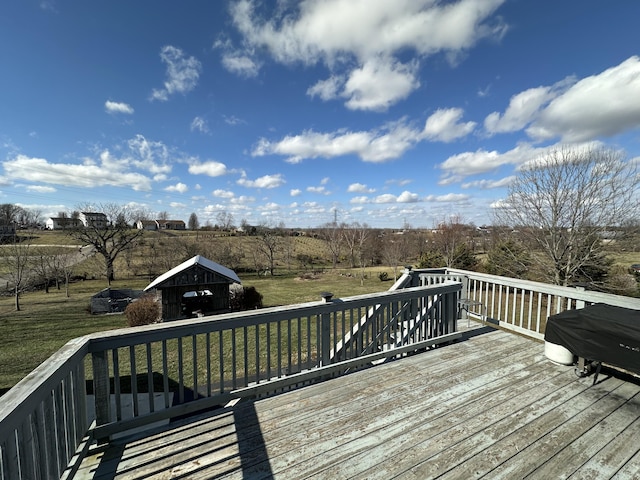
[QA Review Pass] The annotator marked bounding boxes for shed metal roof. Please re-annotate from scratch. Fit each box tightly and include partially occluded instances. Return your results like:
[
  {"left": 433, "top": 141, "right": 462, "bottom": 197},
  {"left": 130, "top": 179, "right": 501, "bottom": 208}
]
[{"left": 144, "top": 255, "right": 241, "bottom": 291}]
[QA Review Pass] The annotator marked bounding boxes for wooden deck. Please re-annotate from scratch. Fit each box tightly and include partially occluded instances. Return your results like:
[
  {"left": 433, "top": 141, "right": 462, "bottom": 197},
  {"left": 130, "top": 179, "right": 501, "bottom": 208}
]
[{"left": 75, "top": 325, "right": 640, "bottom": 479}]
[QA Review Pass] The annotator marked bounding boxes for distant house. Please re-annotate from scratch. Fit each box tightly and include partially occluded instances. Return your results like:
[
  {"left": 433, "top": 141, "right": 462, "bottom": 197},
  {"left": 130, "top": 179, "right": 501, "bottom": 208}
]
[
  {"left": 157, "top": 220, "right": 186, "bottom": 230},
  {"left": 79, "top": 212, "right": 108, "bottom": 229},
  {"left": 136, "top": 220, "right": 158, "bottom": 231},
  {"left": 45, "top": 217, "right": 82, "bottom": 230},
  {"left": 144, "top": 255, "right": 241, "bottom": 320}
]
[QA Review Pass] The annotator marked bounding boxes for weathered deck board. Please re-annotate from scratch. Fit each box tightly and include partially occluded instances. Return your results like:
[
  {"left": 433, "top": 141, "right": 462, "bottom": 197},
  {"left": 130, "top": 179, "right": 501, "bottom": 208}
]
[{"left": 75, "top": 325, "right": 640, "bottom": 480}]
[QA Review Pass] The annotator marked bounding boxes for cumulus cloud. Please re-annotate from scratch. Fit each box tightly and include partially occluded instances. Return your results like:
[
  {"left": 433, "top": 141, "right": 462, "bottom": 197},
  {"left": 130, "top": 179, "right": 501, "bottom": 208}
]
[
  {"left": 105, "top": 100, "right": 134, "bottom": 115},
  {"left": 3, "top": 154, "right": 153, "bottom": 191},
  {"left": 150, "top": 45, "right": 202, "bottom": 102},
  {"left": 290, "top": 188, "right": 302, "bottom": 196},
  {"left": 341, "top": 58, "right": 420, "bottom": 111},
  {"left": 165, "top": 182, "right": 188, "bottom": 193},
  {"left": 482, "top": 57, "right": 640, "bottom": 142},
  {"left": 237, "top": 173, "right": 285, "bottom": 189},
  {"left": 350, "top": 190, "right": 421, "bottom": 204},
  {"left": 424, "top": 108, "right": 476, "bottom": 142},
  {"left": 425, "top": 193, "right": 470, "bottom": 202},
  {"left": 527, "top": 56, "right": 640, "bottom": 142},
  {"left": 347, "top": 183, "right": 375, "bottom": 193},
  {"left": 227, "top": 0, "right": 508, "bottom": 110},
  {"left": 253, "top": 120, "right": 422, "bottom": 163},
  {"left": 212, "top": 189, "right": 235, "bottom": 198},
  {"left": 188, "top": 160, "right": 228, "bottom": 177}
]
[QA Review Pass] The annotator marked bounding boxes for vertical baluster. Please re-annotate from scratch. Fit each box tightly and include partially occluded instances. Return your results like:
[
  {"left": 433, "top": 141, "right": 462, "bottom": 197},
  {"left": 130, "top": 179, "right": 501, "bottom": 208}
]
[
  {"left": 255, "top": 325, "right": 260, "bottom": 385},
  {"left": 306, "top": 315, "right": 311, "bottom": 371},
  {"left": 63, "top": 373, "right": 75, "bottom": 464},
  {"left": 297, "top": 317, "right": 302, "bottom": 373},
  {"left": 527, "top": 290, "right": 534, "bottom": 330},
  {"left": 243, "top": 327, "right": 249, "bottom": 387},
  {"left": 18, "top": 416, "right": 36, "bottom": 480},
  {"left": 220, "top": 331, "right": 226, "bottom": 393},
  {"left": 112, "top": 349, "right": 121, "bottom": 422},
  {"left": 192, "top": 334, "right": 199, "bottom": 400},
  {"left": 287, "top": 319, "right": 292, "bottom": 376},
  {"left": 277, "top": 320, "right": 282, "bottom": 378},
  {"left": 231, "top": 328, "right": 237, "bottom": 390},
  {"left": 74, "top": 360, "right": 87, "bottom": 446},
  {"left": 162, "top": 340, "right": 170, "bottom": 409},
  {"left": 206, "top": 333, "right": 212, "bottom": 397},
  {"left": 536, "top": 292, "right": 542, "bottom": 334},
  {"left": 129, "top": 346, "right": 138, "bottom": 417},
  {"left": 266, "top": 322, "right": 272, "bottom": 380},
  {"left": 54, "top": 383, "right": 66, "bottom": 472},
  {"left": 511, "top": 287, "right": 517, "bottom": 325},
  {"left": 177, "top": 338, "right": 184, "bottom": 404},
  {"left": 146, "top": 343, "right": 154, "bottom": 413}
]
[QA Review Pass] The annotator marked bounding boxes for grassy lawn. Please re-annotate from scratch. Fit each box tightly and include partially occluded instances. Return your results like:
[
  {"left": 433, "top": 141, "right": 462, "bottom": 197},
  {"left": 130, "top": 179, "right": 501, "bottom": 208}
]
[{"left": 0, "top": 269, "right": 393, "bottom": 394}]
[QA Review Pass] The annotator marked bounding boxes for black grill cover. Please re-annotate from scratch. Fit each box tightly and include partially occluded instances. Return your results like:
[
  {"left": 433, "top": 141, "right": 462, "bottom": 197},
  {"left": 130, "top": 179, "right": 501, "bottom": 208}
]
[{"left": 545, "top": 303, "right": 640, "bottom": 374}]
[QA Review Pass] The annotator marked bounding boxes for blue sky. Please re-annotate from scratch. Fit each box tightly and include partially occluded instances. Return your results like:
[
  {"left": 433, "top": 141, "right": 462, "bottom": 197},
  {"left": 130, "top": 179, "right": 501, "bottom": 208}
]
[{"left": 1, "top": 0, "right": 639, "bottom": 228}]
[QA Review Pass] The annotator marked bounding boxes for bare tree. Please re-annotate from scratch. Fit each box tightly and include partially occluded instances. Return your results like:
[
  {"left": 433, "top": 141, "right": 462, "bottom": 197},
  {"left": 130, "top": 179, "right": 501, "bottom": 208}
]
[
  {"left": 255, "top": 224, "right": 281, "bottom": 276},
  {"left": 319, "top": 222, "right": 343, "bottom": 268},
  {"left": 67, "top": 203, "right": 144, "bottom": 285},
  {"left": 216, "top": 211, "right": 235, "bottom": 230},
  {"left": 494, "top": 146, "right": 639, "bottom": 286},
  {"left": 430, "top": 215, "right": 474, "bottom": 268},
  {"left": 2, "top": 235, "right": 33, "bottom": 311}
]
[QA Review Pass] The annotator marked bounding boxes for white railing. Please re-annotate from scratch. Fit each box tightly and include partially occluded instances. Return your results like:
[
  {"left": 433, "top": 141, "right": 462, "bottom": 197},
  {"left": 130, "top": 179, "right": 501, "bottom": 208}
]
[
  {"left": 0, "top": 282, "right": 461, "bottom": 480},
  {"left": 413, "top": 268, "right": 640, "bottom": 340}
]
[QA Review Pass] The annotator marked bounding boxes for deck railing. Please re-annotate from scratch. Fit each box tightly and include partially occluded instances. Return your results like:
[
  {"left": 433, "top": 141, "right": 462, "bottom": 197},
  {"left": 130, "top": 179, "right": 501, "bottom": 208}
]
[
  {"left": 0, "top": 281, "right": 461, "bottom": 480},
  {"left": 410, "top": 268, "right": 640, "bottom": 340}
]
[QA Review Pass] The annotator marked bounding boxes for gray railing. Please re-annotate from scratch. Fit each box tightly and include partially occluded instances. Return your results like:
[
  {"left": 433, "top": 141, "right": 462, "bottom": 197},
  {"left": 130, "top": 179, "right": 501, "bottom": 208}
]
[
  {"left": 0, "top": 281, "right": 461, "bottom": 480},
  {"left": 412, "top": 268, "right": 640, "bottom": 340}
]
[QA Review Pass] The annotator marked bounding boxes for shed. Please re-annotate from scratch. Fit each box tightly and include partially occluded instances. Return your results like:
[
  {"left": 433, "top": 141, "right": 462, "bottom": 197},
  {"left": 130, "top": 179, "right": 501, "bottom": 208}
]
[{"left": 144, "top": 255, "right": 241, "bottom": 320}]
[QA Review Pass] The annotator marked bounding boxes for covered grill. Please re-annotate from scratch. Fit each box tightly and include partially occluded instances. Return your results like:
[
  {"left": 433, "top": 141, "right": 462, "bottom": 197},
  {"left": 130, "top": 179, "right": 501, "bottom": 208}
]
[{"left": 544, "top": 303, "right": 640, "bottom": 376}]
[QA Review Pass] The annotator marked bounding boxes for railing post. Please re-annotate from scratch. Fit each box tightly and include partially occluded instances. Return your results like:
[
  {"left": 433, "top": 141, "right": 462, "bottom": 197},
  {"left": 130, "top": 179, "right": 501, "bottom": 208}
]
[
  {"left": 320, "top": 293, "right": 333, "bottom": 366},
  {"left": 91, "top": 350, "right": 111, "bottom": 443},
  {"left": 575, "top": 286, "right": 586, "bottom": 309}
]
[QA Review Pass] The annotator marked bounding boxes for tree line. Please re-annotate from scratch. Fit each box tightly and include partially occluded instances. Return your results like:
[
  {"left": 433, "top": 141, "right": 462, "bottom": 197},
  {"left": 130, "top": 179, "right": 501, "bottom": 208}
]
[{"left": 2, "top": 145, "right": 639, "bottom": 311}]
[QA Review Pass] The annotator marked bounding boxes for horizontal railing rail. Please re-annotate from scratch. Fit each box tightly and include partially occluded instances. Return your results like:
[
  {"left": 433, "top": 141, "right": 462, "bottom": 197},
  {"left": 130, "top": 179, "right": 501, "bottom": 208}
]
[{"left": 0, "top": 281, "right": 461, "bottom": 480}]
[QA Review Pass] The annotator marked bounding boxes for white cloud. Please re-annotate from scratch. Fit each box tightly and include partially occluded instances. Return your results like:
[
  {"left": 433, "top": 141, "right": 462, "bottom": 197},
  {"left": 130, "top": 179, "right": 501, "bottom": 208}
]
[
  {"left": 105, "top": 100, "right": 134, "bottom": 115},
  {"left": 26, "top": 185, "right": 57, "bottom": 193},
  {"left": 237, "top": 173, "right": 285, "bottom": 189},
  {"left": 150, "top": 45, "right": 202, "bottom": 102},
  {"left": 353, "top": 191, "right": 421, "bottom": 204},
  {"left": 3, "top": 154, "right": 152, "bottom": 191},
  {"left": 169, "top": 202, "right": 186, "bottom": 209},
  {"left": 125, "top": 135, "right": 173, "bottom": 174},
  {"left": 191, "top": 116, "right": 209, "bottom": 134},
  {"left": 347, "top": 183, "right": 375, "bottom": 193},
  {"left": 290, "top": 188, "right": 302, "bottom": 196},
  {"left": 342, "top": 58, "right": 420, "bottom": 111},
  {"left": 484, "top": 84, "right": 564, "bottom": 134},
  {"left": 307, "top": 75, "right": 343, "bottom": 101},
  {"left": 424, "top": 108, "right": 476, "bottom": 142},
  {"left": 221, "top": 54, "right": 260, "bottom": 78},
  {"left": 425, "top": 193, "right": 470, "bottom": 202},
  {"left": 212, "top": 189, "right": 235, "bottom": 198},
  {"left": 253, "top": 120, "right": 422, "bottom": 163},
  {"left": 461, "top": 176, "right": 515, "bottom": 189},
  {"left": 165, "top": 182, "right": 188, "bottom": 193},
  {"left": 228, "top": 0, "right": 508, "bottom": 110},
  {"left": 307, "top": 186, "right": 329, "bottom": 195},
  {"left": 188, "top": 160, "right": 228, "bottom": 177},
  {"left": 527, "top": 56, "right": 640, "bottom": 142}
]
